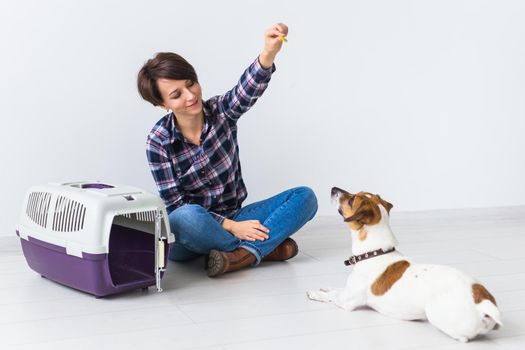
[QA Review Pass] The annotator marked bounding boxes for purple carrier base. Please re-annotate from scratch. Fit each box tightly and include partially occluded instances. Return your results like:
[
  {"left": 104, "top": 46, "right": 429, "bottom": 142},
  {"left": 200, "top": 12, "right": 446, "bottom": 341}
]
[{"left": 17, "top": 225, "right": 170, "bottom": 298}]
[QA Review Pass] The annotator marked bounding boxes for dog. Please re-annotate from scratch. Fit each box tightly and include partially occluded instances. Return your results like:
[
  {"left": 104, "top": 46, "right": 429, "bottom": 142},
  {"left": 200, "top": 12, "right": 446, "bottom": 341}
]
[{"left": 307, "top": 187, "right": 502, "bottom": 342}]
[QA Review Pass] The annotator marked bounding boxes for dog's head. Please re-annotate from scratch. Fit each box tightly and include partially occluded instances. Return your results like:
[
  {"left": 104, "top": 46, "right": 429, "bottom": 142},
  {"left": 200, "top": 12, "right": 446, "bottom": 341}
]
[{"left": 331, "top": 187, "right": 393, "bottom": 231}]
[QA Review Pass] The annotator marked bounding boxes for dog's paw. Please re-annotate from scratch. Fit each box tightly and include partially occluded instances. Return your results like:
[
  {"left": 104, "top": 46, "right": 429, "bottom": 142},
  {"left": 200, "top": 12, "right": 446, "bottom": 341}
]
[
  {"left": 306, "top": 289, "right": 333, "bottom": 302},
  {"left": 334, "top": 299, "right": 358, "bottom": 311},
  {"left": 456, "top": 336, "right": 469, "bottom": 343},
  {"left": 306, "top": 290, "right": 324, "bottom": 302}
]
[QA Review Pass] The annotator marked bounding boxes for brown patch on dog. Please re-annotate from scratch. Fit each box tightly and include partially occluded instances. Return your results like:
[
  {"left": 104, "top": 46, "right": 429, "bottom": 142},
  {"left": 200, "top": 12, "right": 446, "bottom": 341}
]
[
  {"left": 371, "top": 260, "right": 410, "bottom": 296},
  {"left": 358, "top": 229, "right": 368, "bottom": 241},
  {"left": 472, "top": 283, "right": 497, "bottom": 306}
]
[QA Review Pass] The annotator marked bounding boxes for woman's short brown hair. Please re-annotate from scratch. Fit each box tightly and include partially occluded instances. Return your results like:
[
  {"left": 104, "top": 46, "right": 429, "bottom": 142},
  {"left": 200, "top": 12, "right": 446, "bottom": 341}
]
[{"left": 137, "top": 52, "right": 198, "bottom": 107}]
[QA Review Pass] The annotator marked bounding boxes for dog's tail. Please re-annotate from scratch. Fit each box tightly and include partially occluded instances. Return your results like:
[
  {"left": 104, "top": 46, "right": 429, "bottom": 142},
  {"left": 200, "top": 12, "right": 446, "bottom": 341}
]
[
  {"left": 472, "top": 283, "right": 502, "bottom": 332},
  {"left": 476, "top": 300, "right": 502, "bottom": 331}
]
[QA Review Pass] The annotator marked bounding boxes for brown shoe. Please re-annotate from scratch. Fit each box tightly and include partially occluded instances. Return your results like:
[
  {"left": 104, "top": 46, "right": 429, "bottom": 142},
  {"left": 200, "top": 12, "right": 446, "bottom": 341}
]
[
  {"left": 263, "top": 238, "right": 299, "bottom": 261},
  {"left": 207, "top": 248, "right": 256, "bottom": 277}
]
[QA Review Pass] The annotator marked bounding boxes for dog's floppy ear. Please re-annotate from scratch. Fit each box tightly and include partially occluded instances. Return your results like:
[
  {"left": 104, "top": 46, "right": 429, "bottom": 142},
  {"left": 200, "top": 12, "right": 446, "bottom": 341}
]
[
  {"left": 344, "top": 209, "right": 375, "bottom": 225},
  {"left": 344, "top": 196, "right": 383, "bottom": 229},
  {"left": 376, "top": 195, "right": 393, "bottom": 214},
  {"left": 344, "top": 199, "right": 376, "bottom": 226}
]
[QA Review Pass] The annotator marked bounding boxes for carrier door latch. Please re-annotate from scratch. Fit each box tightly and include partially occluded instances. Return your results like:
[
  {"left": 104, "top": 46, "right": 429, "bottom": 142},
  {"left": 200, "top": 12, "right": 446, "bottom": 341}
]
[{"left": 154, "top": 209, "right": 166, "bottom": 292}]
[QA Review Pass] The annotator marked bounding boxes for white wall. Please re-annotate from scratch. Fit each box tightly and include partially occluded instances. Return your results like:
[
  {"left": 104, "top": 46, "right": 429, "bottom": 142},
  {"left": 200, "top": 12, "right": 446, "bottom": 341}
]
[{"left": 1, "top": 0, "right": 524, "bottom": 236}]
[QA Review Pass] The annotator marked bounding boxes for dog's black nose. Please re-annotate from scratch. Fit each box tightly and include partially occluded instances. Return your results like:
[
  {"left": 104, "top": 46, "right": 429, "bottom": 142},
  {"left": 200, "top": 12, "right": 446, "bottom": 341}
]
[
  {"left": 331, "top": 187, "right": 344, "bottom": 196},
  {"left": 332, "top": 187, "right": 353, "bottom": 197}
]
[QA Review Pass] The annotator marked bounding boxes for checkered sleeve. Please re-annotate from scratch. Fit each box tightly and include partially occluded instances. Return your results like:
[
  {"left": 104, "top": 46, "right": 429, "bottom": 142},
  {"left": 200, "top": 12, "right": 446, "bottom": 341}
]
[
  {"left": 214, "top": 57, "right": 276, "bottom": 122},
  {"left": 146, "top": 136, "right": 183, "bottom": 214}
]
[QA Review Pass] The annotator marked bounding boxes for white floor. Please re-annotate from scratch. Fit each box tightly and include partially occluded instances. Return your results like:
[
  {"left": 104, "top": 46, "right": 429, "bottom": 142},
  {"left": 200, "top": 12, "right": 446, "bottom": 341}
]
[{"left": 2, "top": 206, "right": 525, "bottom": 350}]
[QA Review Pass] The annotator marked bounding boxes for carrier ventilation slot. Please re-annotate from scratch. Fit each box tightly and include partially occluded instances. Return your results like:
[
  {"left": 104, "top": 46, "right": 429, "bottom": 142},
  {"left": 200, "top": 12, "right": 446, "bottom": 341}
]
[
  {"left": 52, "top": 195, "right": 86, "bottom": 232},
  {"left": 136, "top": 210, "right": 156, "bottom": 222},
  {"left": 26, "top": 192, "right": 52, "bottom": 228},
  {"left": 119, "top": 211, "right": 157, "bottom": 222}
]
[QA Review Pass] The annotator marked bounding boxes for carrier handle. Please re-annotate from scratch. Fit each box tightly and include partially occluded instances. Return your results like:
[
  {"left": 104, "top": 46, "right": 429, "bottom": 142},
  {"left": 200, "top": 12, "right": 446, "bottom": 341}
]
[{"left": 80, "top": 183, "right": 114, "bottom": 189}]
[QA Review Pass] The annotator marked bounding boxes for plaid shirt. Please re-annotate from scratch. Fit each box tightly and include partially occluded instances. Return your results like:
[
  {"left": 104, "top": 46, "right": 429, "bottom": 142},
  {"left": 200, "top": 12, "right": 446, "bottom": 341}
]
[{"left": 146, "top": 58, "right": 275, "bottom": 223}]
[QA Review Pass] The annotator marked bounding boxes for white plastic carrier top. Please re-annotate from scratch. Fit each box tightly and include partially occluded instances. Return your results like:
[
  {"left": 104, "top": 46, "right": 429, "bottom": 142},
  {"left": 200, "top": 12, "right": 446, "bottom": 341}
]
[{"left": 17, "top": 181, "right": 174, "bottom": 258}]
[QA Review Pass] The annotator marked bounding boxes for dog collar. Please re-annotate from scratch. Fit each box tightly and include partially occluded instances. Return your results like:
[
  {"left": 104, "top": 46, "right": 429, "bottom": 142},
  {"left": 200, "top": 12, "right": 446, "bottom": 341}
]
[{"left": 344, "top": 247, "right": 396, "bottom": 266}]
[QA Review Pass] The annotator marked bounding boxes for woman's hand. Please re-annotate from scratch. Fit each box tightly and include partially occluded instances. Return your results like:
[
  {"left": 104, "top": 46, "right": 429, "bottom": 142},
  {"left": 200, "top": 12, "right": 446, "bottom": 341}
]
[
  {"left": 259, "top": 22, "right": 288, "bottom": 69},
  {"left": 222, "top": 218, "right": 270, "bottom": 242}
]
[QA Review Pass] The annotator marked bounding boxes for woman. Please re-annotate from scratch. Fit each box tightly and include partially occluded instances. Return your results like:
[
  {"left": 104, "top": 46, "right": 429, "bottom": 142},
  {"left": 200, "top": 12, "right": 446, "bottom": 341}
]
[{"left": 137, "top": 23, "right": 317, "bottom": 277}]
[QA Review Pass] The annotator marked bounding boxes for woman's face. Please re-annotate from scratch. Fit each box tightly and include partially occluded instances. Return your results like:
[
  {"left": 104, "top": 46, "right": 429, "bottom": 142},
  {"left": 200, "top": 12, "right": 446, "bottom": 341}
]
[{"left": 157, "top": 78, "right": 203, "bottom": 118}]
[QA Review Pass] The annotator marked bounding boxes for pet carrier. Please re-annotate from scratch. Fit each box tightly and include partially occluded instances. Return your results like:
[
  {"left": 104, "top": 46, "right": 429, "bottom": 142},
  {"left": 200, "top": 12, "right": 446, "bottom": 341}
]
[{"left": 16, "top": 181, "right": 174, "bottom": 297}]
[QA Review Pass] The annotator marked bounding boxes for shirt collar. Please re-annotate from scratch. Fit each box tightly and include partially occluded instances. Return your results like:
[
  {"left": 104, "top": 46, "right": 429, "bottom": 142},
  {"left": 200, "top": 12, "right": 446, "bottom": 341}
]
[{"left": 168, "top": 103, "right": 210, "bottom": 144}]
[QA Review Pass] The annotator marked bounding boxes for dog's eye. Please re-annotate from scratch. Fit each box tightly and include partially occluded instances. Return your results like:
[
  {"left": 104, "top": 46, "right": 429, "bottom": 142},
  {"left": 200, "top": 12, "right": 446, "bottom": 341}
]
[{"left": 348, "top": 197, "right": 354, "bottom": 206}]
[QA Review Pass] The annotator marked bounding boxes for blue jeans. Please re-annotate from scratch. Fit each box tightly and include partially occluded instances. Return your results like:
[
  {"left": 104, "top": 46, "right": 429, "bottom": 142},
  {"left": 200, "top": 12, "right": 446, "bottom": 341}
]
[{"left": 168, "top": 186, "right": 318, "bottom": 264}]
